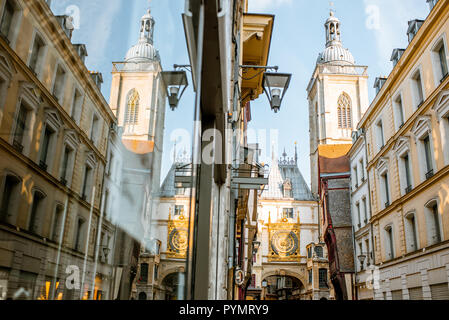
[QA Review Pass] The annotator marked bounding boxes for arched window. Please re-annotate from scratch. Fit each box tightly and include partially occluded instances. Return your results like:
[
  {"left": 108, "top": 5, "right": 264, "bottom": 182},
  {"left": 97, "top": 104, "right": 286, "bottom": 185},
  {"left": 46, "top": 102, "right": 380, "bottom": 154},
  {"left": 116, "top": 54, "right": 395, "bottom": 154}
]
[
  {"left": 124, "top": 89, "right": 140, "bottom": 125},
  {"left": 337, "top": 93, "right": 352, "bottom": 129},
  {"left": 28, "top": 189, "right": 46, "bottom": 235},
  {"left": 0, "top": 173, "right": 21, "bottom": 225}
]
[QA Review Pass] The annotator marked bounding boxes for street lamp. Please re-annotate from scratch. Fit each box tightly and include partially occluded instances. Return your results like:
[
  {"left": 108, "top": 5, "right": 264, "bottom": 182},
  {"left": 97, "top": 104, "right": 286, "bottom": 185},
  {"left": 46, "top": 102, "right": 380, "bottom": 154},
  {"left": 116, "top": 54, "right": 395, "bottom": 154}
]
[
  {"left": 262, "top": 72, "right": 292, "bottom": 113},
  {"left": 161, "top": 69, "right": 189, "bottom": 111},
  {"left": 253, "top": 240, "right": 260, "bottom": 252},
  {"left": 358, "top": 254, "right": 367, "bottom": 270}
]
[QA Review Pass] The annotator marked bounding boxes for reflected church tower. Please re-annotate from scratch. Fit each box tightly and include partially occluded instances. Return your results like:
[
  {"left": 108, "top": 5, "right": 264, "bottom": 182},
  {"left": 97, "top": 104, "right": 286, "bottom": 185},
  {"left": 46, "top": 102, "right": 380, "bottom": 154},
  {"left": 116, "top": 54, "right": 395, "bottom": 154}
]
[{"left": 307, "top": 10, "right": 369, "bottom": 196}]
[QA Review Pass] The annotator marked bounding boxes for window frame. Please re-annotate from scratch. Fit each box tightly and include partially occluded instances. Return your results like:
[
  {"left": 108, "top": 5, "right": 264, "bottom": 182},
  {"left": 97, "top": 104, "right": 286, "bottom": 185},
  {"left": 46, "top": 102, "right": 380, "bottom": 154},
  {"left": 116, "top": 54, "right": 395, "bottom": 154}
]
[
  {"left": 27, "top": 188, "right": 47, "bottom": 236},
  {"left": 410, "top": 67, "right": 425, "bottom": 110},
  {"left": 27, "top": 29, "right": 47, "bottom": 79},
  {"left": 430, "top": 34, "right": 449, "bottom": 86},
  {"left": 424, "top": 198, "right": 443, "bottom": 246},
  {"left": 0, "top": 171, "right": 21, "bottom": 225},
  {"left": 0, "top": 0, "right": 23, "bottom": 49}
]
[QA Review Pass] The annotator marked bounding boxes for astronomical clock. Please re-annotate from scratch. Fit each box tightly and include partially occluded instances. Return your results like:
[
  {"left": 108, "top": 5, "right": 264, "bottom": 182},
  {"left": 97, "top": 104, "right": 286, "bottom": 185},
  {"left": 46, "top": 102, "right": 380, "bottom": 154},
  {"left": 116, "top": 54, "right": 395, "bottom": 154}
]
[
  {"left": 167, "top": 211, "right": 189, "bottom": 258},
  {"left": 268, "top": 216, "right": 301, "bottom": 262}
]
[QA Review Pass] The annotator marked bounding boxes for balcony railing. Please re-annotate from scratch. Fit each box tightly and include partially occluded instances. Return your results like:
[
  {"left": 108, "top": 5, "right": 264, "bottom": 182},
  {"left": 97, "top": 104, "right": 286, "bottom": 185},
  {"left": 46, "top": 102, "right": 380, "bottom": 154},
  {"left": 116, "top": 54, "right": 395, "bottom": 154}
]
[
  {"left": 405, "top": 185, "right": 412, "bottom": 194},
  {"left": 39, "top": 161, "right": 48, "bottom": 172},
  {"left": 12, "top": 140, "right": 24, "bottom": 153},
  {"left": 425, "top": 169, "right": 434, "bottom": 180},
  {"left": 385, "top": 201, "right": 390, "bottom": 208},
  {"left": 441, "top": 72, "right": 449, "bottom": 84},
  {"left": 60, "top": 177, "right": 67, "bottom": 186}
]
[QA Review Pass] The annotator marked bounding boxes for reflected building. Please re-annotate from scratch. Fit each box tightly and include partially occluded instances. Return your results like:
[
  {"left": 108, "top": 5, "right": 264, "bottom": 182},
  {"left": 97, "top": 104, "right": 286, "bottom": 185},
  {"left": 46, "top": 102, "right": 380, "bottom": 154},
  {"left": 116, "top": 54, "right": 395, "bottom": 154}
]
[
  {"left": 0, "top": 0, "right": 116, "bottom": 300},
  {"left": 107, "top": 8, "right": 167, "bottom": 300}
]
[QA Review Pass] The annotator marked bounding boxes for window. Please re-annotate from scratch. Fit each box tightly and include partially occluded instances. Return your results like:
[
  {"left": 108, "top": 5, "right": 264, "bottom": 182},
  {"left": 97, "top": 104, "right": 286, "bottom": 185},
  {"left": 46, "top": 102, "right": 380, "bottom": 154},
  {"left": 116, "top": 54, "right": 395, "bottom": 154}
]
[
  {"left": 439, "top": 44, "right": 448, "bottom": 79},
  {"left": 411, "top": 70, "right": 424, "bottom": 109},
  {"left": 337, "top": 93, "right": 352, "bottom": 129},
  {"left": 13, "top": 103, "right": 29, "bottom": 152},
  {"left": 394, "top": 95, "right": 405, "bottom": 129},
  {"left": 426, "top": 201, "right": 442, "bottom": 246},
  {"left": 0, "top": 174, "right": 20, "bottom": 225},
  {"left": 362, "top": 197, "right": 369, "bottom": 222},
  {"left": 314, "top": 246, "right": 323, "bottom": 258},
  {"left": 90, "top": 113, "right": 99, "bottom": 143},
  {"left": 52, "top": 65, "right": 66, "bottom": 103},
  {"left": 81, "top": 165, "right": 93, "bottom": 201},
  {"left": 39, "top": 126, "right": 55, "bottom": 171},
  {"left": 308, "top": 270, "right": 312, "bottom": 284},
  {"left": 356, "top": 203, "right": 361, "bottom": 227},
  {"left": 384, "top": 225, "right": 395, "bottom": 260},
  {"left": 401, "top": 153, "right": 413, "bottom": 194},
  {"left": 365, "top": 239, "right": 371, "bottom": 265},
  {"left": 28, "top": 190, "right": 46, "bottom": 235},
  {"left": 28, "top": 33, "right": 45, "bottom": 75},
  {"left": 404, "top": 212, "right": 418, "bottom": 253},
  {"left": 0, "top": 0, "right": 15, "bottom": 40},
  {"left": 376, "top": 120, "right": 385, "bottom": 149},
  {"left": 51, "top": 205, "right": 64, "bottom": 242},
  {"left": 353, "top": 166, "right": 359, "bottom": 188},
  {"left": 283, "top": 179, "right": 292, "bottom": 198},
  {"left": 360, "top": 158, "right": 365, "bottom": 181},
  {"left": 319, "top": 269, "right": 328, "bottom": 288},
  {"left": 60, "top": 145, "right": 73, "bottom": 186},
  {"left": 140, "top": 263, "right": 148, "bottom": 283},
  {"left": 423, "top": 135, "right": 434, "bottom": 179},
  {"left": 74, "top": 217, "right": 86, "bottom": 252},
  {"left": 125, "top": 89, "right": 139, "bottom": 132},
  {"left": 174, "top": 205, "right": 184, "bottom": 216},
  {"left": 381, "top": 172, "right": 390, "bottom": 208},
  {"left": 432, "top": 38, "right": 449, "bottom": 83},
  {"left": 282, "top": 208, "right": 294, "bottom": 220},
  {"left": 153, "top": 264, "right": 158, "bottom": 280},
  {"left": 70, "top": 88, "right": 82, "bottom": 124}
]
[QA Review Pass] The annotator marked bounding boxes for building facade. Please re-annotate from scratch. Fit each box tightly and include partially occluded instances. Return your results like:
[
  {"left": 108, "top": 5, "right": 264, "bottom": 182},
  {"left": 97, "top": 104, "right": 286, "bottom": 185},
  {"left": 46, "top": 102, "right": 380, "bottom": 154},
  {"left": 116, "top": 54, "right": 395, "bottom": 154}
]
[
  {"left": 359, "top": 0, "right": 449, "bottom": 300},
  {"left": 0, "top": 0, "right": 117, "bottom": 300},
  {"left": 250, "top": 148, "right": 331, "bottom": 300},
  {"left": 307, "top": 11, "right": 369, "bottom": 300}
]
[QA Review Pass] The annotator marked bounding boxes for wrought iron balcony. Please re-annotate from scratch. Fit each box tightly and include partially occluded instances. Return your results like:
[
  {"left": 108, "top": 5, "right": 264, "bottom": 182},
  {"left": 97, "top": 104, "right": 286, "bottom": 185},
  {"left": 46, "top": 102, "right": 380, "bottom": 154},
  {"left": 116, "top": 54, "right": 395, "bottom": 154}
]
[
  {"left": 60, "top": 177, "right": 67, "bottom": 186},
  {"left": 405, "top": 185, "right": 412, "bottom": 194},
  {"left": 441, "top": 72, "right": 449, "bottom": 84},
  {"left": 39, "top": 161, "right": 48, "bottom": 172},
  {"left": 12, "top": 140, "right": 23, "bottom": 153},
  {"left": 385, "top": 201, "right": 390, "bottom": 208},
  {"left": 425, "top": 169, "right": 434, "bottom": 180}
]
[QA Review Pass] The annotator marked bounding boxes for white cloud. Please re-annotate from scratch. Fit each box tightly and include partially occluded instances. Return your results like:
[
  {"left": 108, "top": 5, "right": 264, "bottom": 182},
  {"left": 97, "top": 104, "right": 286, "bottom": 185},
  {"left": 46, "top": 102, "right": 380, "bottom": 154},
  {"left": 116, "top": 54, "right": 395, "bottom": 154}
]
[
  {"left": 363, "top": 0, "right": 428, "bottom": 74},
  {"left": 249, "top": 0, "right": 292, "bottom": 12}
]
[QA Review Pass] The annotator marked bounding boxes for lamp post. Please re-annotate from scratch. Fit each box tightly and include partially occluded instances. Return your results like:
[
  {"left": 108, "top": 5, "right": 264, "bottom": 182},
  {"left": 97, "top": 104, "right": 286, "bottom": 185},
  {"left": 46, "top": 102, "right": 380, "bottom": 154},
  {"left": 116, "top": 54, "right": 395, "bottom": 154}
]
[
  {"left": 161, "top": 67, "right": 189, "bottom": 111},
  {"left": 358, "top": 254, "right": 366, "bottom": 271}
]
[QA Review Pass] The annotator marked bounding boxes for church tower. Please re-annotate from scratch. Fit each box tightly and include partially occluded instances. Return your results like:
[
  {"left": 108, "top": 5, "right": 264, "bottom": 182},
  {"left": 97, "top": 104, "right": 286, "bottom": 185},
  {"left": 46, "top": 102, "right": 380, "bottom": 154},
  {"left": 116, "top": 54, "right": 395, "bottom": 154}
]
[
  {"left": 307, "top": 10, "right": 369, "bottom": 195},
  {"left": 109, "top": 8, "right": 166, "bottom": 144}
]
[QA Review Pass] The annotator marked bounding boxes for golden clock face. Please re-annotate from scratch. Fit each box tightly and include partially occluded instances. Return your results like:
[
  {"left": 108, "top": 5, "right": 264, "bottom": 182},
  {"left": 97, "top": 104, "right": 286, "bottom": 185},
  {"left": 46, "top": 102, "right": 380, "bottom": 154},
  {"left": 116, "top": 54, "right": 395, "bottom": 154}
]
[
  {"left": 169, "top": 228, "right": 188, "bottom": 253},
  {"left": 271, "top": 231, "right": 299, "bottom": 257}
]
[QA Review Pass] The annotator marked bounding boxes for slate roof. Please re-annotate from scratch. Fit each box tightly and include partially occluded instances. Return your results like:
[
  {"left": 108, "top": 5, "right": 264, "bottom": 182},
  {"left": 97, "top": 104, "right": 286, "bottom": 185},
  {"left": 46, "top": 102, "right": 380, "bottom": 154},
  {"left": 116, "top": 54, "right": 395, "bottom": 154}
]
[{"left": 261, "top": 157, "right": 315, "bottom": 201}]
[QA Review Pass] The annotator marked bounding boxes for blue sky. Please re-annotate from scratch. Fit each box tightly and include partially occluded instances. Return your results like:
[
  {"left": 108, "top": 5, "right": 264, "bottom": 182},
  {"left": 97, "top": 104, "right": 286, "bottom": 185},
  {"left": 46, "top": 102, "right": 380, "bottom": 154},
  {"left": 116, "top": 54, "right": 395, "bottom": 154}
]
[{"left": 50, "top": 0, "right": 429, "bottom": 185}]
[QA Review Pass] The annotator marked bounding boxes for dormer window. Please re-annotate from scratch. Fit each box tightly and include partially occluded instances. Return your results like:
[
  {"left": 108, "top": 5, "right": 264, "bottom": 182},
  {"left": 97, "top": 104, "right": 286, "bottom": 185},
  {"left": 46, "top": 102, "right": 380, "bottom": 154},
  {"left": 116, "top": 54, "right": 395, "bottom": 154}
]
[
  {"left": 391, "top": 49, "right": 405, "bottom": 67},
  {"left": 407, "top": 20, "right": 424, "bottom": 43},
  {"left": 90, "top": 72, "right": 103, "bottom": 90},
  {"left": 283, "top": 179, "right": 292, "bottom": 198},
  {"left": 374, "top": 77, "right": 387, "bottom": 95},
  {"left": 427, "top": 0, "right": 439, "bottom": 11},
  {"left": 55, "top": 15, "right": 74, "bottom": 40},
  {"left": 73, "top": 44, "right": 88, "bottom": 63}
]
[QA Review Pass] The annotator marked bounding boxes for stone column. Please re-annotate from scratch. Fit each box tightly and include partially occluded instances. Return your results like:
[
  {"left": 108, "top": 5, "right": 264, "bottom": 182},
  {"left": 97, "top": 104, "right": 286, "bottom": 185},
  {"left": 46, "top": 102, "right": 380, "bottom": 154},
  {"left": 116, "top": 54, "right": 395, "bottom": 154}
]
[
  {"left": 420, "top": 269, "right": 432, "bottom": 300},
  {"left": 385, "top": 278, "right": 392, "bottom": 300},
  {"left": 401, "top": 273, "right": 409, "bottom": 300}
]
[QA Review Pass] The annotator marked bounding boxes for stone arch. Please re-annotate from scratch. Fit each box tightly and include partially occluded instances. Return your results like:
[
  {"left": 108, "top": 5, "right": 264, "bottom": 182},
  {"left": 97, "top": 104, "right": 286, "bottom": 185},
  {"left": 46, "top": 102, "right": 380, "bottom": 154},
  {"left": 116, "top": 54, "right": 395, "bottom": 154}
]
[{"left": 261, "top": 268, "right": 307, "bottom": 288}]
